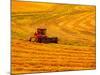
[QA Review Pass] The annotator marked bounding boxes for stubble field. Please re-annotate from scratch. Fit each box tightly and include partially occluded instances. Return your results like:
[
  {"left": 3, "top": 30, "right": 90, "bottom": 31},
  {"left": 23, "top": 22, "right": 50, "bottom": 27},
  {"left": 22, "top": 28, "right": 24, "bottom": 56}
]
[{"left": 12, "top": 0, "right": 96, "bottom": 74}]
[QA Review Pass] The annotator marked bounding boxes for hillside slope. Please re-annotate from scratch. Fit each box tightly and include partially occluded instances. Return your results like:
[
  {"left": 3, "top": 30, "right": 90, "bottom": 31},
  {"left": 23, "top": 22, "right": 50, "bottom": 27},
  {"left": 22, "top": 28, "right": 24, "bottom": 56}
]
[
  {"left": 12, "top": 1, "right": 96, "bottom": 46},
  {"left": 12, "top": 1, "right": 96, "bottom": 74}
]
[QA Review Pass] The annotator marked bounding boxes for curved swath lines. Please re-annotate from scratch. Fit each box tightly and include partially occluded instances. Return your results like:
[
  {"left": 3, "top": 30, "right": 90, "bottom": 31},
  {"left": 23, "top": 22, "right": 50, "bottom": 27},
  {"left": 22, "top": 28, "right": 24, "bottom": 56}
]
[
  {"left": 54, "top": 12, "right": 94, "bottom": 35},
  {"left": 70, "top": 14, "right": 91, "bottom": 30},
  {"left": 70, "top": 12, "right": 95, "bottom": 35},
  {"left": 12, "top": 10, "right": 95, "bottom": 47},
  {"left": 13, "top": 8, "right": 93, "bottom": 23}
]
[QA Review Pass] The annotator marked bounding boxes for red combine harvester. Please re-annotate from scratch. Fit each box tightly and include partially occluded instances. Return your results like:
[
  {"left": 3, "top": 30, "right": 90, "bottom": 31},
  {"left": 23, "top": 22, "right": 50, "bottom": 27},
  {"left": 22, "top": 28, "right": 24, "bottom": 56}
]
[{"left": 29, "top": 28, "right": 58, "bottom": 43}]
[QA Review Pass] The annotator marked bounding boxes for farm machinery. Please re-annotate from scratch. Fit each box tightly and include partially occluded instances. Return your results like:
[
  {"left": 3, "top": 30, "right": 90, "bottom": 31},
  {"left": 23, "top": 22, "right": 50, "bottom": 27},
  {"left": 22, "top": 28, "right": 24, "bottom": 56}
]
[{"left": 29, "top": 28, "right": 58, "bottom": 43}]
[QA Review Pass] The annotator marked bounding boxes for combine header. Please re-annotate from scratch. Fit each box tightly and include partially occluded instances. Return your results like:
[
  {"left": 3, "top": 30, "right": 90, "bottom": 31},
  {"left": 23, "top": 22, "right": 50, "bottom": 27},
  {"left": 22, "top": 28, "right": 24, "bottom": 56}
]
[{"left": 29, "top": 28, "right": 58, "bottom": 43}]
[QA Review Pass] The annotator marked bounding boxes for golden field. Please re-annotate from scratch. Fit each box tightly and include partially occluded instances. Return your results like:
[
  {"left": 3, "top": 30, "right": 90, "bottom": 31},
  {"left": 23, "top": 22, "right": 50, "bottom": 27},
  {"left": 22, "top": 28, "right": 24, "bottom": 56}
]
[
  {"left": 12, "top": 39, "right": 95, "bottom": 74},
  {"left": 12, "top": 0, "right": 96, "bottom": 74}
]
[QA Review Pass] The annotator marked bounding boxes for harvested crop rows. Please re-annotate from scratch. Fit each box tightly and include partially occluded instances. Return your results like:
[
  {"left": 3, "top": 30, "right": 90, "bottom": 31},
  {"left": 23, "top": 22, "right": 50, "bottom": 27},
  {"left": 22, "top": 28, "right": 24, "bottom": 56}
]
[
  {"left": 12, "top": 39, "right": 96, "bottom": 74},
  {"left": 12, "top": 0, "right": 96, "bottom": 74}
]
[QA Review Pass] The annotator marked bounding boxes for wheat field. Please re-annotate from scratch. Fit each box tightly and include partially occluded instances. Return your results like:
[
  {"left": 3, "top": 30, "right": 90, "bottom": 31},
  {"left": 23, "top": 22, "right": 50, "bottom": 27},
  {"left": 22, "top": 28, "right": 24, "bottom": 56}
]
[{"left": 12, "top": 0, "right": 96, "bottom": 74}]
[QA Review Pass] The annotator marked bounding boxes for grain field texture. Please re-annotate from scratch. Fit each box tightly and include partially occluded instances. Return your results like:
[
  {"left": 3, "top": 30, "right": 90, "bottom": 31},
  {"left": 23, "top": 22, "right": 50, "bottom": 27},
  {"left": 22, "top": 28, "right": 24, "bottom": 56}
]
[
  {"left": 12, "top": 0, "right": 96, "bottom": 74},
  {"left": 12, "top": 39, "right": 96, "bottom": 74}
]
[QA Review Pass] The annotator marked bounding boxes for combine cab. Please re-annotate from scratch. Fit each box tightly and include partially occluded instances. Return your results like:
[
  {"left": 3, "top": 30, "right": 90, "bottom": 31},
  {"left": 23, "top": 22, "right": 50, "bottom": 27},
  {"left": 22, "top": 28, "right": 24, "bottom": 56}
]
[{"left": 29, "top": 28, "right": 58, "bottom": 43}]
